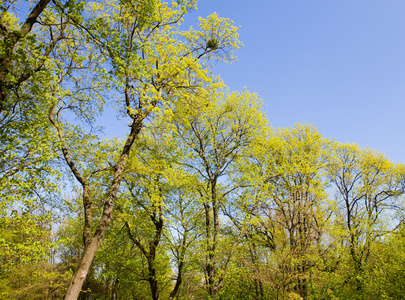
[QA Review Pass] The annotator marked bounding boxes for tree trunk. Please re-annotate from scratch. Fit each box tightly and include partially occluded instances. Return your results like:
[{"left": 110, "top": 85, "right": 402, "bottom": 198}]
[
  {"left": 147, "top": 253, "right": 159, "bottom": 300},
  {"left": 204, "top": 180, "right": 219, "bottom": 299},
  {"left": 169, "top": 237, "right": 186, "bottom": 300},
  {"left": 169, "top": 263, "right": 182, "bottom": 300},
  {"left": 65, "top": 232, "right": 104, "bottom": 300},
  {"left": 64, "top": 119, "right": 143, "bottom": 300}
]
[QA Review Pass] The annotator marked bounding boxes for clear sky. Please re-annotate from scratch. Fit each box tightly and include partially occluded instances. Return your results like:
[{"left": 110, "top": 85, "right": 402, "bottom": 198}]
[{"left": 177, "top": 0, "right": 405, "bottom": 163}]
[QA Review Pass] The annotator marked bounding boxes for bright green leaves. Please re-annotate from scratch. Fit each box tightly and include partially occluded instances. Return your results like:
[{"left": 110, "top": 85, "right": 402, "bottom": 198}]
[
  {"left": 197, "top": 12, "right": 243, "bottom": 62},
  {"left": 173, "top": 85, "right": 267, "bottom": 182},
  {"left": 328, "top": 143, "right": 405, "bottom": 225},
  {"left": 0, "top": 206, "right": 70, "bottom": 299},
  {"left": 0, "top": 210, "right": 53, "bottom": 266},
  {"left": 327, "top": 143, "right": 405, "bottom": 294},
  {"left": 4, "top": 1, "right": 405, "bottom": 300},
  {"left": 231, "top": 123, "right": 402, "bottom": 299}
]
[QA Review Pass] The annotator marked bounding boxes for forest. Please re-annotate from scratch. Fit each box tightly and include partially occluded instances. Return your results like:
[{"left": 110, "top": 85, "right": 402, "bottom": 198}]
[{"left": 1, "top": 0, "right": 405, "bottom": 299}]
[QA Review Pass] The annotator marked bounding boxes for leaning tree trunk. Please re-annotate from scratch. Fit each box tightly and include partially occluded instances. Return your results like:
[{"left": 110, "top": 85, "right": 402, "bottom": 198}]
[{"left": 64, "top": 119, "right": 142, "bottom": 300}]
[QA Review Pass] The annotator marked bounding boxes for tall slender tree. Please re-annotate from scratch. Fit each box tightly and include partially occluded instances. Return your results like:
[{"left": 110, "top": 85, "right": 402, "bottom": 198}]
[
  {"left": 44, "top": 1, "right": 242, "bottom": 298},
  {"left": 173, "top": 87, "right": 267, "bottom": 299}
]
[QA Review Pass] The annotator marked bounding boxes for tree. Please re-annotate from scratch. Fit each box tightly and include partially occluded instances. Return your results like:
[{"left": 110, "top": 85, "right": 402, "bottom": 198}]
[
  {"left": 172, "top": 87, "right": 267, "bottom": 299},
  {"left": 0, "top": 0, "right": 66, "bottom": 222},
  {"left": 119, "top": 124, "right": 204, "bottom": 300},
  {"left": 361, "top": 230, "right": 405, "bottom": 299},
  {"left": 119, "top": 133, "right": 175, "bottom": 300},
  {"left": 0, "top": 205, "right": 69, "bottom": 299},
  {"left": 45, "top": 1, "right": 242, "bottom": 298},
  {"left": 237, "top": 124, "right": 331, "bottom": 299},
  {"left": 0, "top": 2, "right": 68, "bottom": 285},
  {"left": 327, "top": 144, "right": 405, "bottom": 296}
]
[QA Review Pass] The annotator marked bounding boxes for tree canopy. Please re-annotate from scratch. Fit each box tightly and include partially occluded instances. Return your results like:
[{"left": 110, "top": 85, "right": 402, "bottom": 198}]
[{"left": 1, "top": 1, "right": 405, "bottom": 300}]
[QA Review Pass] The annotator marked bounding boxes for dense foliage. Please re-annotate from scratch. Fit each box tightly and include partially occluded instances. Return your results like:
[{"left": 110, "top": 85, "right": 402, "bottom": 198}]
[{"left": 1, "top": 0, "right": 404, "bottom": 299}]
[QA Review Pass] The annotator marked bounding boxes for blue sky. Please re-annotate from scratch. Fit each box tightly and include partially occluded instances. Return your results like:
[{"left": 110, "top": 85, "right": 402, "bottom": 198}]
[
  {"left": 178, "top": 0, "right": 405, "bottom": 163},
  {"left": 17, "top": 1, "right": 405, "bottom": 162}
]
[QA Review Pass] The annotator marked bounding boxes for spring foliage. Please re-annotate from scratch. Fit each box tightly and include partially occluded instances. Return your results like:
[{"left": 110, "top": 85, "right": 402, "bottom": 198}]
[{"left": 1, "top": 1, "right": 405, "bottom": 299}]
